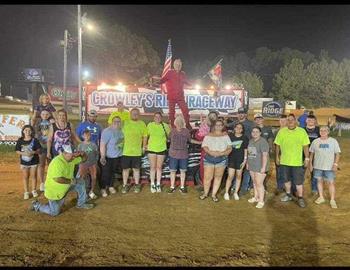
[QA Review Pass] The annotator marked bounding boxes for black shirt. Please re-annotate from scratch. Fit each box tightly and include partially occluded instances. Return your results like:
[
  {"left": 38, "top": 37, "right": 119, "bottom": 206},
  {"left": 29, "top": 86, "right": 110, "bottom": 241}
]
[
  {"left": 304, "top": 126, "right": 320, "bottom": 145},
  {"left": 228, "top": 134, "right": 249, "bottom": 162},
  {"left": 15, "top": 138, "right": 41, "bottom": 166}
]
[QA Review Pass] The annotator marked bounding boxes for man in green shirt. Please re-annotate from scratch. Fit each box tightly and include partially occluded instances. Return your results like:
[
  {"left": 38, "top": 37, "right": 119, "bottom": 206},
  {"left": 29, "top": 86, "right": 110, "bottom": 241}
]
[
  {"left": 29, "top": 144, "right": 94, "bottom": 216},
  {"left": 121, "top": 108, "right": 148, "bottom": 194},
  {"left": 275, "top": 114, "right": 310, "bottom": 208},
  {"left": 107, "top": 101, "right": 130, "bottom": 125}
]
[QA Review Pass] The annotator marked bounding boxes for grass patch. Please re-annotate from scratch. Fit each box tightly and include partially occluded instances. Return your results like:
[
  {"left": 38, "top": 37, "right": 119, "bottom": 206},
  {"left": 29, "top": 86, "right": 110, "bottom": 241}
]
[{"left": 0, "top": 144, "right": 15, "bottom": 153}]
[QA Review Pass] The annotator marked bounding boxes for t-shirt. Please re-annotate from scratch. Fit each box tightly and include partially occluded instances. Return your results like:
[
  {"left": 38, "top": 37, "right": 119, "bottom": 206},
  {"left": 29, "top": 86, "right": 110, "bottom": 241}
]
[
  {"left": 202, "top": 135, "right": 232, "bottom": 152},
  {"left": 247, "top": 137, "right": 270, "bottom": 172},
  {"left": 36, "top": 119, "right": 51, "bottom": 149},
  {"left": 228, "top": 119, "right": 254, "bottom": 138},
  {"left": 298, "top": 113, "right": 308, "bottom": 128},
  {"left": 34, "top": 103, "right": 56, "bottom": 114},
  {"left": 76, "top": 121, "right": 102, "bottom": 145},
  {"left": 274, "top": 127, "right": 310, "bottom": 166},
  {"left": 44, "top": 155, "right": 82, "bottom": 200},
  {"left": 309, "top": 137, "right": 341, "bottom": 170},
  {"left": 169, "top": 128, "right": 191, "bottom": 159},
  {"left": 146, "top": 122, "right": 170, "bottom": 152},
  {"left": 100, "top": 127, "right": 124, "bottom": 158},
  {"left": 304, "top": 126, "right": 320, "bottom": 144},
  {"left": 15, "top": 138, "right": 41, "bottom": 166},
  {"left": 122, "top": 120, "right": 147, "bottom": 156},
  {"left": 107, "top": 110, "right": 130, "bottom": 125},
  {"left": 228, "top": 134, "right": 249, "bottom": 163},
  {"left": 260, "top": 126, "right": 274, "bottom": 142},
  {"left": 78, "top": 142, "right": 99, "bottom": 166}
]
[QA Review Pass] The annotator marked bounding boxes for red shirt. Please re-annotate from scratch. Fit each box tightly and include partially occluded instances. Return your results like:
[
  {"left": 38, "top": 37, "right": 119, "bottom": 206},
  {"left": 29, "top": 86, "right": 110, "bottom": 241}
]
[{"left": 160, "top": 69, "right": 190, "bottom": 101}]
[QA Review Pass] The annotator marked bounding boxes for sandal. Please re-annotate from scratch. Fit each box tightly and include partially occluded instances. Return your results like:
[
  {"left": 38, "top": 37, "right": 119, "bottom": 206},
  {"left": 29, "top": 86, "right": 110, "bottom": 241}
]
[
  {"left": 212, "top": 196, "right": 219, "bottom": 202},
  {"left": 199, "top": 194, "right": 208, "bottom": 200}
]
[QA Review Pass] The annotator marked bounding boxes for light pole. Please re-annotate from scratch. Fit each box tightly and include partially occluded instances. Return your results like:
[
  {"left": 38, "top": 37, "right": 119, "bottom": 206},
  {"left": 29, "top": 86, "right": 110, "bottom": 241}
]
[
  {"left": 63, "top": 29, "right": 68, "bottom": 111},
  {"left": 77, "top": 5, "right": 83, "bottom": 121}
]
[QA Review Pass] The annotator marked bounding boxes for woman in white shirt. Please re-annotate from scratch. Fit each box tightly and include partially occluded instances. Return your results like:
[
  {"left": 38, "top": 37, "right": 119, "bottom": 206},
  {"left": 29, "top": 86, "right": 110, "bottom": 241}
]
[{"left": 200, "top": 120, "right": 232, "bottom": 202}]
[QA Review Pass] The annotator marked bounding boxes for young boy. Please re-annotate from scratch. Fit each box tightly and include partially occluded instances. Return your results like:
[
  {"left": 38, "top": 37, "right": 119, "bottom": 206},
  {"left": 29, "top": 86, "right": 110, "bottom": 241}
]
[{"left": 77, "top": 130, "right": 99, "bottom": 199}]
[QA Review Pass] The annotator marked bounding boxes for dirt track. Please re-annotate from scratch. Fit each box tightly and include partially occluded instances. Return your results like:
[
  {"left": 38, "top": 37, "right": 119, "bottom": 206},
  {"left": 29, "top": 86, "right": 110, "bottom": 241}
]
[{"left": 0, "top": 138, "right": 350, "bottom": 266}]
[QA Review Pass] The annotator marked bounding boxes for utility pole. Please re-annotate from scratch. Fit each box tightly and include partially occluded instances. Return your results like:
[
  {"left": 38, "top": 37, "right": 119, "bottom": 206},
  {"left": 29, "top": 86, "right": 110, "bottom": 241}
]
[
  {"left": 78, "top": 5, "right": 84, "bottom": 121},
  {"left": 63, "top": 29, "right": 68, "bottom": 111}
]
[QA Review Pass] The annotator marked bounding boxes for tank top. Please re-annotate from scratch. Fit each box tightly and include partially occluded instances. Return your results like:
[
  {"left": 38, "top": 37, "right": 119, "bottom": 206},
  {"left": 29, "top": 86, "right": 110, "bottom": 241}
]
[{"left": 52, "top": 122, "right": 72, "bottom": 156}]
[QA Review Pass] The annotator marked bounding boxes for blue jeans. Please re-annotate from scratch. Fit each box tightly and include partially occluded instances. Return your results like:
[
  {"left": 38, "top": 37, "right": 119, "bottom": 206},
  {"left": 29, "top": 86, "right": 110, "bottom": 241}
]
[
  {"left": 240, "top": 169, "right": 252, "bottom": 192},
  {"left": 33, "top": 179, "right": 87, "bottom": 216},
  {"left": 276, "top": 165, "right": 285, "bottom": 190},
  {"left": 310, "top": 171, "right": 318, "bottom": 192}
]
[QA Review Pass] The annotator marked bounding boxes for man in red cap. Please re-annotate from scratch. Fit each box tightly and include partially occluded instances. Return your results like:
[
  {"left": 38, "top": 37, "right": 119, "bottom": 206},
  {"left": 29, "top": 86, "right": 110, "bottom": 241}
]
[{"left": 155, "top": 59, "right": 192, "bottom": 129}]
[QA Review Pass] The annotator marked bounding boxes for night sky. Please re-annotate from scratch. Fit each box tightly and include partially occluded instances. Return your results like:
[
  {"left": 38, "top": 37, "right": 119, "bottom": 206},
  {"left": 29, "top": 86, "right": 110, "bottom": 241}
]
[{"left": 1, "top": 4, "right": 350, "bottom": 85}]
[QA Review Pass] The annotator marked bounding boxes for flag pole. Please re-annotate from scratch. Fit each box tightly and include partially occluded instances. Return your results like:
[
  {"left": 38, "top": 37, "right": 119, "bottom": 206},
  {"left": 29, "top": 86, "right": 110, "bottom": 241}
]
[{"left": 202, "top": 58, "right": 223, "bottom": 78}]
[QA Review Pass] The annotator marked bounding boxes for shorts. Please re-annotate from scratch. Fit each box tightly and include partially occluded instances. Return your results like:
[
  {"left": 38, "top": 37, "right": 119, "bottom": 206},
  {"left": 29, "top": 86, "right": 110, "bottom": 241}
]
[
  {"left": 204, "top": 154, "right": 228, "bottom": 167},
  {"left": 313, "top": 169, "right": 335, "bottom": 181},
  {"left": 147, "top": 150, "right": 167, "bottom": 156},
  {"left": 78, "top": 164, "right": 97, "bottom": 178},
  {"left": 228, "top": 157, "right": 244, "bottom": 170},
  {"left": 169, "top": 156, "right": 188, "bottom": 172},
  {"left": 280, "top": 165, "right": 305, "bottom": 186},
  {"left": 20, "top": 164, "right": 38, "bottom": 170},
  {"left": 121, "top": 156, "right": 141, "bottom": 169}
]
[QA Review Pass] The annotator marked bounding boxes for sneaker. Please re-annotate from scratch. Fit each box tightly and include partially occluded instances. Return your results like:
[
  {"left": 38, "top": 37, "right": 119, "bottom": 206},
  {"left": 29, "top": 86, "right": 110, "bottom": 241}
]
[
  {"left": 29, "top": 199, "right": 38, "bottom": 211},
  {"left": 330, "top": 200, "right": 338, "bottom": 209},
  {"left": 76, "top": 203, "right": 95, "bottom": 210},
  {"left": 108, "top": 187, "right": 117, "bottom": 194},
  {"left": 89, "top": 191, "right": 98, "bottom": 200},
  {"left": 134, "top": 184, "right": 142, "bottom": 193},
  {"left": 167, "top": 187, "right": 176, "bottom": 194},
  {"left": 280, "top": 193, "right": 293, "bottom": 202},
  {"left": 24, "top": 192, "right": 30, "bottom": 200},
  {"left": 256, "top": 202, "right": 265, "bottom": 208},
  {"left": 156, "top": 184, "right": 161, "bottom": 193},
  {"left": 248, "top": 197, "right": 258, "bottom": 203},
  {"left": 224, "top": 193, "right": 230, "bottom": 201},
  {"left": 150, "top": 184, "right": 157, "bottom": 193},
  {"left": 314, "top": 197, "right": 326, "bottom": 205},
  {"left": 297, "top": 197, "right": 306, "bottom": 208},
  {"left": 233, "top": 193, "right": 240, "bottom": 201},
  {"left": 32, "top": 190, "right": 38, "bottom": 198},
  {"left": 101, "top": 189, "right": 108, "bottom": 198},
  {"left": 179, "top": 187, "right": 187, "bottom": 194},
  {"left": 39, "top": 183, "right": 45, "bottom": 192},
  {"left": 121, "top": 184, "right": 130, "bottom": 194}
]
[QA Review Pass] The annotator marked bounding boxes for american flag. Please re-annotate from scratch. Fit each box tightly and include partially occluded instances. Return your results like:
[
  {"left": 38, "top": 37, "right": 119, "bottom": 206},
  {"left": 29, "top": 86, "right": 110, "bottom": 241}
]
[{"left": 161, "top": 39, "right": 172, "bottom": 94}]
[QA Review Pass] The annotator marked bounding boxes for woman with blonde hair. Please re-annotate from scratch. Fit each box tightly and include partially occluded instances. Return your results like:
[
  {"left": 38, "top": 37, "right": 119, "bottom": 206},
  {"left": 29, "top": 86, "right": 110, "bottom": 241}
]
[{"left": 31, "top": 93, "right": 57, "bottom": 126}]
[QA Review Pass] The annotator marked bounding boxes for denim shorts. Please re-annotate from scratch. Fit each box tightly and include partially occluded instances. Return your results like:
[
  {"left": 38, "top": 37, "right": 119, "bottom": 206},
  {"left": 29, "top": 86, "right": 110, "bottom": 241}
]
[
  {"left": 169, "top": 156, "right": 188, "bottom": 172},
  {"left": 204, "top": 154, "right": 228, "bottom": 167},
  {"left": 313, "top": 169, "right": 335, "bottom": 181}
]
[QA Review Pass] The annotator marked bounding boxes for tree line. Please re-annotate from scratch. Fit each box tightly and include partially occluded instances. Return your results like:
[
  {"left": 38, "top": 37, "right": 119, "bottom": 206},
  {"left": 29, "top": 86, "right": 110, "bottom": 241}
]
[{"left": 84, "top": 22, "right": 349, "bottom": 108}]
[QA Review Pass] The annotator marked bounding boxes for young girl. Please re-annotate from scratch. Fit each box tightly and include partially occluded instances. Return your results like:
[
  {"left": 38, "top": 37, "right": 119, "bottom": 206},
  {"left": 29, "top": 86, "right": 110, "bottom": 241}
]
[
  {"left": 224, "top": 123, "right": 249, "bottom": 201},
  {"left": 31, "top": 93, "right": 57, "bottom": 126},
  {"left": 167, "top": 116, "right": 201, "bottom": 194},
  {"left": 145, "top": 112, "right": 170, "bottom": 193},
  {"left": 15, "top": 125, "right": 42, "bottom": 199},
  {"left": 247, "top": 127, "right": 269, "bottom": 209},
  {"left": 77, "top": 130, "right": 99, "bottom": 199},
  {"left": 35, "top": 109, "right": 51, "bottom": 191}
]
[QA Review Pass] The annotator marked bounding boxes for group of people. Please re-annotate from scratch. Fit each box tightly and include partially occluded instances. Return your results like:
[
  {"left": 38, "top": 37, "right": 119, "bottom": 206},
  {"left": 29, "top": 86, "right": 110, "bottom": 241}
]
[{"left": 15, "top": 57, "right": 342, "bottom": 216}]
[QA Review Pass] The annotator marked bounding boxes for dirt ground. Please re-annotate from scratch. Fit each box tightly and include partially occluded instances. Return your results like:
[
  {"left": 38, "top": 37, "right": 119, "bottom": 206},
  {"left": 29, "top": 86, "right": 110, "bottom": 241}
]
[{"left": 0, "top": 138, "right": 350, "bottom": 266}]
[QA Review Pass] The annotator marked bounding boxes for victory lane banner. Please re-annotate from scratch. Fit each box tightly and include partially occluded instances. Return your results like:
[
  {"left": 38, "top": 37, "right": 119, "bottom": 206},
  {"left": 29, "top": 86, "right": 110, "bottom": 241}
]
[
  {"left": 86, "top": 86, "right": 246, "bottom": 115},
  {"left": 0, "top": 114, "right": 30, "bottom": 143}
]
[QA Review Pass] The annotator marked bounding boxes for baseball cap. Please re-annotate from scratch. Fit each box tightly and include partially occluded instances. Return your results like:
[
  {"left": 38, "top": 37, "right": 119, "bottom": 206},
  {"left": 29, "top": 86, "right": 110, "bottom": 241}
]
[
  {"left": 254, "top": 113, "right": 264, "bottom": 119},
  {"left": 88, "top": 109, "right": 97, "bottom": 116},
  {"left": 62, "top": 144, "right": 75, "bottom": 154}
]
